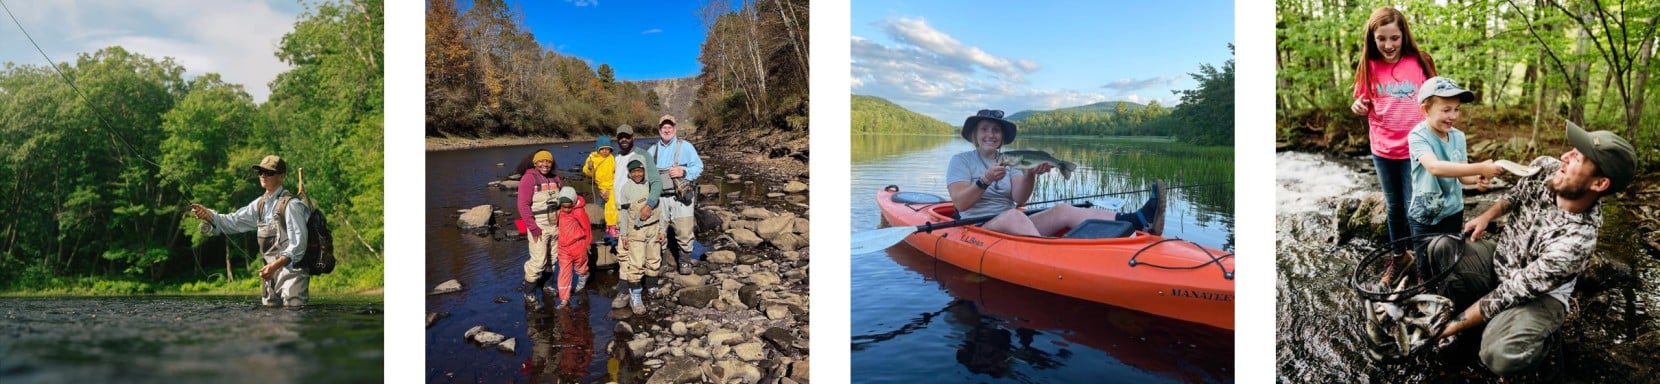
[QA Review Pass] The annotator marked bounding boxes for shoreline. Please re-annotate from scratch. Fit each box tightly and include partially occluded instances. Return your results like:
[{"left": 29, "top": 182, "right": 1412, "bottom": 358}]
[{"left": 427, "top": 135, "right": 599, "bottom": 152}]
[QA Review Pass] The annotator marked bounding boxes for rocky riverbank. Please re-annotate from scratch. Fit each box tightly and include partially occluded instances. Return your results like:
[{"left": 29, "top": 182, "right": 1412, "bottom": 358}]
[{"left": 443, "top": 149, "right": 811, "bottom": 383}]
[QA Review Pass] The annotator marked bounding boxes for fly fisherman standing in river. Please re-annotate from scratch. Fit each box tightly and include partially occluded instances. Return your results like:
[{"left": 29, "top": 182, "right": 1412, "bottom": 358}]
[
  {"left": 1431, "top": 121, "right": 1636, "bottom": 376},
  {"left": 190, "top": 155, "right": 310, "bottom": 307},
  {"left": 650, "top": 114, "right": 704, "bottom": 275}
]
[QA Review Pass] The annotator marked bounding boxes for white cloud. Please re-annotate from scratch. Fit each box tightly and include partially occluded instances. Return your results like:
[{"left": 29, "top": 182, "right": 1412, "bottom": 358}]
[
  {"left": 565, "top": 0, "right": 598, "bottom": 7},
  {"left": 0, "top": 0, "right": 298, "bottom": 103},
  {"left": 642, "top": 28, "right": 662, "bottom": 35},
  {"left": 852, "top": 18, "right": 1129, "bottom": 122},
  {"left": 1100, "top": 75, "right": 1183, "bottom": 92}
]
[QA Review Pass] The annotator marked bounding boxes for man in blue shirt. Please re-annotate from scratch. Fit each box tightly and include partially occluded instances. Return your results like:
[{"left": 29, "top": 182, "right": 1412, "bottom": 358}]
[
  {"left": 190, "top": 155, "right": 310, "bottom": 306},
  {"left": 650, "top": 114, "right": 703, "bottom": 275}
]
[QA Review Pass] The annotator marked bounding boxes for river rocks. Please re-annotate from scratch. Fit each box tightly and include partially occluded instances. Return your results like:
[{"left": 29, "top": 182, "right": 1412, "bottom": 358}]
[
  {"left": 700, "top": 184, "right": 719, "bottom": 196},
  {"left": 676, "top": 285, "right": 719, "bottom": 308},
  {"left": 429, "top": 279, "right": 463, "bottom": 295},
  {"left": 772, "top": 233, "right": 806, "bottom": 252},
  {"left": 671, "top": 321, "right": 688, "bottom": 336},
  {"left": 739, "top": 284, "right": 762, "bottom": 309},
  {"left": 464, "top": 325, "right": 513, "bottom": 352},
  {"left": 784, "top": 180, "right": 807, "bottom": 193},
  {"left": 713, "top": 359, "right": 762, "bottom": 383},
  {"left": 671, "top": 273, "right": 708, "bottom": 287},
  {"left": 765, "top": 305, "right": 790, "bottom": 320},
  {"left": 707, "top": 250, "right": 737, "bottom": 264},
  {"left": 426, "top": 312, "right": 447, "bottom": 327},
  {"left": 733, "top": 341, "right": 766, "bottom": 361},
  {"left": 756, "top": 216, "right": 793, "bottom": 239},
  {"left": 731, "top": 229, "right": 764, "bottom": 247},
  {"left": 762, "top": 327, "right": 795, "bottom": 353},
  {"left": 767, "top": 192, "right": 785, "bottom": 198},
  {"left": 749, "top": 272, "right": 781, "bottom": 287},
  {"left": 707, "top": 329, "right": 742, "bottom": 346},
  {"left": 740, "top": 207, "right": 775, "bottom": 219},
  {"left": 500, "top": 180, "right": 520, "bottom": 190},
  {"left": 457, "top": 205, "right": 494, "bottom": 229}
]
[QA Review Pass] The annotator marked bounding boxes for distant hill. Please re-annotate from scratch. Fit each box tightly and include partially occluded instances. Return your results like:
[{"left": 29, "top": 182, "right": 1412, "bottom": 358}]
[
  {"left": 1007, "top": 100, "right": 1148, "bottom": 121},
  {"left": 852, "top": 95, "right": 956, "bottom": 135},
  {"left": 631, "top": 77, "right": 700, "bottom": 128}
]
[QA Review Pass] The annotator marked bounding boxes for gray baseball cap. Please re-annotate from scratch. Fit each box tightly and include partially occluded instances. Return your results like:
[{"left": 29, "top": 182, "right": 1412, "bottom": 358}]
[
  {"left": 616, "top": 124, "right": 635, "bottom": 136},
  {"left": 1416, "top": 76, "right": 1476, "bottom": 105},
  {"left": 1565, "top": 120, "right": 1636, "bottom": 194}
]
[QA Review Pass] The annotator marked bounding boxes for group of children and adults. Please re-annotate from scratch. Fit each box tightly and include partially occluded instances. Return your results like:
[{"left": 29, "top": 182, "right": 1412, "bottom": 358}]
[
  {"left": 1350, "top": 6, "right": 1638, "bottom": 376},
  {"left": 514, "top": 114, "right": 704, "bottom": 314}
]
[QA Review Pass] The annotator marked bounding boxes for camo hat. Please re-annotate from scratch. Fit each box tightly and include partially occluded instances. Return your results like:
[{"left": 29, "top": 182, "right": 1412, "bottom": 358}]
[
  {"left": 659, "top": 114, "right": 677, "bottom": 127},
  {"left": 1565, "top": 120, "right": 1636, "bottom": 194},
  {"left": 962, "top": 109, "right": 1016, "bottom": 145}
]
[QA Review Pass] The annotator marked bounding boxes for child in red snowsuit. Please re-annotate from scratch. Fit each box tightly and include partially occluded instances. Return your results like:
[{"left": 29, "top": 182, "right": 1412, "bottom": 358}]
[{"left": 553, "top": 187, "right": 592, "bottom": 308}]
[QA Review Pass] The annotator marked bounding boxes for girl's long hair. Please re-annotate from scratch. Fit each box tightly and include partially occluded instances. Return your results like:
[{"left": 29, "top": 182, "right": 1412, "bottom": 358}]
[{"left": 1354, "top": 7, "right": 1438, "bottom": 99}]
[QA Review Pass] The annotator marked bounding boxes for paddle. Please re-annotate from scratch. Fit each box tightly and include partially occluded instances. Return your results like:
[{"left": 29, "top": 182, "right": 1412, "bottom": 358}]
[{"left": 850, "top": 182, "right": 1229, "bottom": 255}]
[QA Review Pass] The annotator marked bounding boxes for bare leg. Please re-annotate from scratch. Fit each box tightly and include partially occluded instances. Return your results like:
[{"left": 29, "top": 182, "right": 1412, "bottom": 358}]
[
  {"left": 982, "top": 209, "right": 1041, "bottom": 237},
  {"left": 1028, "top": 204, "right": 1119, "bottom": 237}
]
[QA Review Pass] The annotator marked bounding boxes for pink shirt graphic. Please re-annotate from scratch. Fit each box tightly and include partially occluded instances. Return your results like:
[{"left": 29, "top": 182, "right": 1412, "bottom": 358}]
[{"left": 1353, "top": 56, "right": 1428, "bottom": 159}]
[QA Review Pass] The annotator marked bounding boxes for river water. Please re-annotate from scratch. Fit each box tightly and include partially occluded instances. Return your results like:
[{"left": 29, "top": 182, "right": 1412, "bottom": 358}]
[
  {"left": 425, "top": 140, "right": 773, "bottom": 383},
  {"left": 0, "top": 295, "right": 383, "bottom": 383},
  {"left": 1275, "top": 151, "right": 1660, "bottom": 383},
  {"left": 849, "top": 134, "right": 1236, "bottom": 383}
]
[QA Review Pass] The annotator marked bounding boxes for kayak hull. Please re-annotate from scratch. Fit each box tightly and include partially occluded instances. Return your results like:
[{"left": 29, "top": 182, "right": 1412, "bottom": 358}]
[{"left": 875, "top": 188, "right": 1235, "bottom": 330}]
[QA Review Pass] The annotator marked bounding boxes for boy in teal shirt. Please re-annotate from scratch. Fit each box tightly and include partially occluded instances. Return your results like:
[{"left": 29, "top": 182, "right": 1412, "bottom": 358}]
[{"left": 1405, "top": 76, "right": 1504, "bottom": 279}]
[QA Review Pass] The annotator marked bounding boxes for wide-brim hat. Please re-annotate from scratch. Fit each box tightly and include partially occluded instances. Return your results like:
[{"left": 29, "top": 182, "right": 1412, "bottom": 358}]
[
  {"left": 251, "top": 155, "right": 287, "bottom": 174},
  {"left": 596, "top": 136, "right": 615, "bottom": 151},
  {"left": 962, "top": 109, "right": 1016, "bottom": 145},
  {"left": 1565, "top": 120, "right": 1636, "bottom": 194}
]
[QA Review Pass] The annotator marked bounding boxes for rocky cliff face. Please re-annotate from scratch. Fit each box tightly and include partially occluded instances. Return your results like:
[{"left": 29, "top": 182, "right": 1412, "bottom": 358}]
[{"left": 632, "top": 77, "right": 700, "bottom": 130}]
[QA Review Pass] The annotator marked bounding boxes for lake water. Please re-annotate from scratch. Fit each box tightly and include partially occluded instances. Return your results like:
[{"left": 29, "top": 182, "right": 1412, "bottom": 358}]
[
  {"left": 425, "top": 140, "right": 770, "bottom": 383},
  {"left": 1274, "top": 151, "right": 1660, "bottom": 382},
  {"left": 849, "top": 134, "right": 1236, "bottom": 383},
  {"left": 0, "top": 295, "right": 383, "bottom": 384}
]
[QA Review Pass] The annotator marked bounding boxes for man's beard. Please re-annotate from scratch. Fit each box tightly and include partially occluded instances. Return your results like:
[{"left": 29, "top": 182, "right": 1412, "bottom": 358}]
[{"left": 1548, "top": 177, "right": 1590, "bottom": 200}]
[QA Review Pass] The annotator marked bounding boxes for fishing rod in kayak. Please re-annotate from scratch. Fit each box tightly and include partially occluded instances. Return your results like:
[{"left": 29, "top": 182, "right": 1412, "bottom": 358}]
[
  {"left": 850, "top": 182, "right": 1224, "bottom": 255},
  {"left": 1021, "top": 181, "right": 1232, "bottom": 207}
]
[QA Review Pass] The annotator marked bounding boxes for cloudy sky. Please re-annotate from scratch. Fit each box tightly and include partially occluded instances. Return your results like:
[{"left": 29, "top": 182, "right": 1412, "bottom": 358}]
[
  {"left": 0, "top": 0, "right": 300, "bottom": 103},
  {"left": 503, "top": 0, "right": 709, "bottom": 80},
  {"left": 852, "top": 1, "right": 1234, "bottom": 122}
]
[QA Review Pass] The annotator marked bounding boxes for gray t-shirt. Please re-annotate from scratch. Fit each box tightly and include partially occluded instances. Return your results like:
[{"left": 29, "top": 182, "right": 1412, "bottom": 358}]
[{"left": 946, "top": 150, "right": 1024, "bottom": 219}]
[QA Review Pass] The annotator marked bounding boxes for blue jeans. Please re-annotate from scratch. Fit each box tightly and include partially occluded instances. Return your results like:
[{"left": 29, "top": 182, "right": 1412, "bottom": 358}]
[
  {"left": 1409, "top": 212, "right": 1463, "bottom": 280},
  {"left": 1372, "top": 155, "right": 1412, "bottom": 253}
]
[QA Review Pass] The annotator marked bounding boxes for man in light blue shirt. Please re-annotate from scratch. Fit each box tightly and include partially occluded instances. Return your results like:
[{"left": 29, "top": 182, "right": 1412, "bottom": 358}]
[
  {"left": 650, "top": 114, "right": 703, "bottom": 275},
  {"left": 190, "top": 155, "right": 310, "bottom": 306}
]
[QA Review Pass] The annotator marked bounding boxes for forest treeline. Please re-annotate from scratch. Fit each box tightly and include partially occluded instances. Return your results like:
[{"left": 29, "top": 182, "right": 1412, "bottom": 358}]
[
  {"left": 1277, "top": 0, "right": 1658, "bottom": 166},
  {"left": 849, "top": 45, "right": 1234, "bottom": 147},
  {"left": 0, "top": 0, "right": 384, "bottom": 293},
  {"left": 426, "top": 0, "right": 810, "bottom": 153}
]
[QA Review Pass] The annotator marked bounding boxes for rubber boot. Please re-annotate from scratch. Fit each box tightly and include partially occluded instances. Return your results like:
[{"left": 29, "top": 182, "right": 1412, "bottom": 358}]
[
  {"left": 521, "top": 280, "right": 542, "bottom": 310},
  {"left": 613, "top": 281, "right": 631, "bottom": 309},
  {"left": 677, "top": 256, "right": 694, "bottom": 275},
  {"left": 575, "top": 273, "right": 589, "bottom": 292},
  {"left": 629, "top": 286, "right": 645, "bottom": 314}
]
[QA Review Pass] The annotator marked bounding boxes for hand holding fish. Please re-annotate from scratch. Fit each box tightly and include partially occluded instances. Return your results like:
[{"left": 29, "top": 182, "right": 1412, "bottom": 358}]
[{"left": 981, "top": 164, "right": 1008, "bottom": 184}]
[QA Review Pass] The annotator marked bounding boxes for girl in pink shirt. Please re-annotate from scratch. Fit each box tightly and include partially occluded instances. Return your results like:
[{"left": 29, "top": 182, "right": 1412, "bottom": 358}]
[{"left": 1350, "top": 6, "right": 1438, "bottom": 264}]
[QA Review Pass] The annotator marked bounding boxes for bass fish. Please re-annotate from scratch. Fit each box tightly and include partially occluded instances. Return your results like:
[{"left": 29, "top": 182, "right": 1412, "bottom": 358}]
[{"left": 998, "top": 150, "right": 1078, "bottom": 180}]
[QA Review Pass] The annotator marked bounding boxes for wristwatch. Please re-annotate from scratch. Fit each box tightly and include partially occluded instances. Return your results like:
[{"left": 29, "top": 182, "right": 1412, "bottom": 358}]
[{"left": 974, "top": 177, "right": 990, "bottom": 189}]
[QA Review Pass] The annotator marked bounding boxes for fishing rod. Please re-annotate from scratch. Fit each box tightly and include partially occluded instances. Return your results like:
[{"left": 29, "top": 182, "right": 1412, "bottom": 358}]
[
  {"left": 1022, "top": 181, "right": 1232, "bottom": 207},
  {"left": 0, "top": 0, "right": 163, "bottom": 169}
]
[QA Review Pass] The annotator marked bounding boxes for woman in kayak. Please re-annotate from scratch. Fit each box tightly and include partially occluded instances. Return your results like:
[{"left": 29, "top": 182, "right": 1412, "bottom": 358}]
[{"left": 946, "top": 109, "right": 1166, "bottom": 237}]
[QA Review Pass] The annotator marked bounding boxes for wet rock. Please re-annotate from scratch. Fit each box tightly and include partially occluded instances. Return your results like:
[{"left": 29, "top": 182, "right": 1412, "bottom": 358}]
[
  {"left": 696, "top": 208, "right": 725, "bottom": 234},
  {"left": 426, "top": 312, "right": 447, "bottom": 327},
  {"left": 429, "top": 279, "right": 463, "bottom": 295},
  {"left": 762, "top": 327, "right": 795, "bottom": 354},
  {"left": 645, "top": 356, "right": 702, "bottom": 384},
  {"left": 497, "top": 338, "right": 516, "bottom": 353},
  {"left": 766, "top": 192, "right": 785, "bottom": 198},
  {"left": 713, "top": 359, "right": 762, "bottom": 383},
  {"left": 628, "top": 337, "right": 655, "bottom": 354},
  {"left": 671, "top": 321, "right": 688, "bottom": 336},
  {"left": 740, "top": 207, "right": 774, "bottom": 219},
  {"left": 643, "top": 358, "right": 665, "bottom": 369},
  {"left": 492, "top": 297, "right": 509, "bottom": 303},
  {"left": 707, "top": 250, "right": 737, "bottom": 264},
  {"left": 731, "top": 229, "right": 764, "bottom": 247},
  {"left": 677, "top": 285, "right": 719, "bottom": 308},
  {"left": 507, "top": 173, "right": 520, "bottom": 180},
  {"left": 500, "top": 180, "right": 520, "bottom": 190},
  {"left": 699, "top": 184, "right": 719, "bottom": 196},
  {"left": 739, "top": 285, "right": 762, "bottom": 309},
  {"left": 733, "top": 341, "right": 766, "bottom": 361},
  {"left": 784, "top": 180, "right": 807, "bottom": 193},
  {"left": 672, "top": 273, "right": 708, "bottom": 288},
  {"left": 789, "top": 359, "right": 809, "bottom": 382},
  {"left": 457, "top": 205, "right": 494, "bottom": 229},
  {"left": 465, "top": 325, "right": 506, "bottom": 346}
]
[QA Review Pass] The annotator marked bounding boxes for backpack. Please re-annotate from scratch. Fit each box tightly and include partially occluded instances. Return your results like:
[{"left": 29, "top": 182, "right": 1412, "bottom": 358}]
[{"left": 263, "top": 168, "right": 336, "bottom": 275}]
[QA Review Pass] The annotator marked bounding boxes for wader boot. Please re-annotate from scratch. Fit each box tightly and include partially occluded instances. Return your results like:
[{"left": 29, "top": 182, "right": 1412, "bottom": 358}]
[
  {"left": 613, "top": 280, "right": 632, "bottom": 309},
  {"left": 522, "top": 280, "right": 543, "bottom": 310},
  {"left": 575, "top": 273, "right": 589, "bottom": 293},
  {"left": 676, "top": 256, "right": 694, "bottom": 275},
  {"left": 629, "top": 285, "right": 645, "bottom": 314}
]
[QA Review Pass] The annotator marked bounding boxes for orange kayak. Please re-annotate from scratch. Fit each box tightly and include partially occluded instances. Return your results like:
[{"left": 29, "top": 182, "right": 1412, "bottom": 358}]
[{"left": 876, "top": 187, "right": 1235, "bottom": 330}]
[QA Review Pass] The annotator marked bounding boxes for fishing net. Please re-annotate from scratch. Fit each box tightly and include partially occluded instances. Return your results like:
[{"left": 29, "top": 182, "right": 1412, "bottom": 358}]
[{"left": 1348, "top": 233, "right": 1467, "bottom": 362}]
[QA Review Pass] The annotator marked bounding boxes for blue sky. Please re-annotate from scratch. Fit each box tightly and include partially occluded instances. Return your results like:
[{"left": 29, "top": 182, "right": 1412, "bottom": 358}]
[
  {"left": 852, "top": 1, "right": 1235, "bottom": 122},
  {"left": 0, "top": 0, "right": 301, "bottom": 103},
  {"left": 471, "top": 0, "right": 709, "bottom": 81}
]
